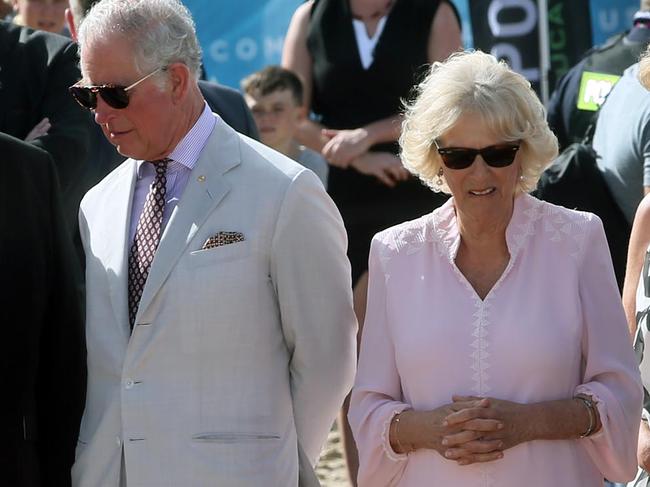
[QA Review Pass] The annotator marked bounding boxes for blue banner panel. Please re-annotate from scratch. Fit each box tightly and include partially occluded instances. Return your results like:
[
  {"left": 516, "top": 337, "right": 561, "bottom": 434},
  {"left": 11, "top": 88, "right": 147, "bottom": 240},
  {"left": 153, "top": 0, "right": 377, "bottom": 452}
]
[
  {"left": 590, "top": 0, "right": 638, "bottom": 45},
  {"left": 189, "top": 0, "right": 301, "bottom": 89}
]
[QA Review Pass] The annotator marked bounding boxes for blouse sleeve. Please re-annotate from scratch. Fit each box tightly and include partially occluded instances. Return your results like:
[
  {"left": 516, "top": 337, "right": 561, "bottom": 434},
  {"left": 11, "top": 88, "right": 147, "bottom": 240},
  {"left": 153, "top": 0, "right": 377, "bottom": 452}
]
[
  {"left": 574, "top": 215, "right": 643, "bottom": 482},
  {"left": 348, "top": 236, "right": 412, "bottom": 487}
]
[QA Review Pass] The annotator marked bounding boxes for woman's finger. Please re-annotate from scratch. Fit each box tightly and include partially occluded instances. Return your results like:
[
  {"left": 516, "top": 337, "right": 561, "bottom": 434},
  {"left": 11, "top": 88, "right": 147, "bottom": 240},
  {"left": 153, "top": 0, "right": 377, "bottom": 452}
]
[
  {"left": 459, "top": 418, "right": 504, "bottom": 433},
  {"left": 448, "top": 398, "right": 487, "bottom": 412},
  {"left": 452, "top": 395, "right": 484, "bottom": 403},
  {"left": 445, "top": 439, "right": 503, "bottom": 459},
  {"left": 441, "top": 429, "right": 482, "bottom": 446},
  {"left": 321, "top": 128, "right": 338, "bottom": 140},
  {"left": 445, "top": 406, "right": 497, "bottom": 426},
  {"left": 456, "top": 450, "right": 505, "bottom": 466}
]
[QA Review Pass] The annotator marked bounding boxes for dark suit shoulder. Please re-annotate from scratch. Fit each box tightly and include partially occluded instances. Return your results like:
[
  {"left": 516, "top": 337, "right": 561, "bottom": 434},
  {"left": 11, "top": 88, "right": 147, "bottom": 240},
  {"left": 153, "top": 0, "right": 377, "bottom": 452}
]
[
  {"left": 0, "top": 21, "right": 74, "bottom": 63},
  {"left": 199, "top": 80, "right": 244, "bottom": 101},
  {"left": 198, "top": 80, "right": 259, "bottom": 139},
  {"left": 0, "top": 133, "right": 57, "bottom": 201},
  {"left": 0, "top": 132, "right": 53, "bottom": 175}
]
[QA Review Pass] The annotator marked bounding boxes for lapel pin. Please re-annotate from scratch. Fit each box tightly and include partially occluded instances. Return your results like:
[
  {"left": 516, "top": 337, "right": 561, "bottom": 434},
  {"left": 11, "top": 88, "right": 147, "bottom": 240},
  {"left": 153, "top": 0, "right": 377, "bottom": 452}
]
[{"left": 197, "top": 175, "right": 206, "bottom": 182}]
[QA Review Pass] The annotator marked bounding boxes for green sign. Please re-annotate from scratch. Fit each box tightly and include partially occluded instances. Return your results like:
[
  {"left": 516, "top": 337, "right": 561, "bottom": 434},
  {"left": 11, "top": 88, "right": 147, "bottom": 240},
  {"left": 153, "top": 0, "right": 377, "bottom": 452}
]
[{"left": 577, "top": 71, "right": 621, "bottom": 111}]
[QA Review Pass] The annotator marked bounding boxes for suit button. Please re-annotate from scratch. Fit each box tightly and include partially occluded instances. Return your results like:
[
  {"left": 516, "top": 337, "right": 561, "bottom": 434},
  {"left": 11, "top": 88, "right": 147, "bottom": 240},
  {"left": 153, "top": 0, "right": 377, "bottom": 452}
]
[
  {"left": 116, "top": 437, "right": 122, "bottom": 447},
  {"left": 125, "top": 379, "right": 134, "bottom": 389}
]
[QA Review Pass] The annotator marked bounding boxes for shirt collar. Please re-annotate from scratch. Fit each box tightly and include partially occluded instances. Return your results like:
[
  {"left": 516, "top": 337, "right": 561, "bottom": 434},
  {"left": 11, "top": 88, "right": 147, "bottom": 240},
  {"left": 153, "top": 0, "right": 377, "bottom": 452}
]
[
  {"left": 137, "top": 102, "right": 215, "bottom": 176},
  {"left": 431, "top": 192, "right": 541, "bottom": 263}
]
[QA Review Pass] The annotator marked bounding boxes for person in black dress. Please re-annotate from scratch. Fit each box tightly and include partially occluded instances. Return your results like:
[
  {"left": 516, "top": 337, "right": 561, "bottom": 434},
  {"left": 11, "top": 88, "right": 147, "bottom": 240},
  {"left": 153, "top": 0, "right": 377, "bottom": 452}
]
[{"left": 283, "top": 0, "right": 462, "bottom": 483}]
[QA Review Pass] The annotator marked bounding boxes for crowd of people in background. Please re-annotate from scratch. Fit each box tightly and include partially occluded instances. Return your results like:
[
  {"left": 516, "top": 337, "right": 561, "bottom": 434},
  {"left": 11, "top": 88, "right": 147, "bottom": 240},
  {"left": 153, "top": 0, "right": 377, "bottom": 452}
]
[{"left": 4, "top": 0, "right": 650, "bottom": 486}]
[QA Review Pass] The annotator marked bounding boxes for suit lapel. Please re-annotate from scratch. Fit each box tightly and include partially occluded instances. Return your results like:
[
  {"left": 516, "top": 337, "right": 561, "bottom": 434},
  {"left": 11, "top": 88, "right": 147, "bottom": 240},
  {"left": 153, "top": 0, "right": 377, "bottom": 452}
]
[
  {"left": 104, "top": 160, "right": 138, "bottom": 338},
  {"left": 134, "top": 119, "right": 240, "bottom": 323}
]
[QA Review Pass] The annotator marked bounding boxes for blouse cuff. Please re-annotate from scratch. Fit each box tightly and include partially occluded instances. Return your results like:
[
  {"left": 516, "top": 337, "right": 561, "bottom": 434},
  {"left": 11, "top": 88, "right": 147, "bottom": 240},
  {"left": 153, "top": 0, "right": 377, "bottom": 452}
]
[
  {"left": 574, "top": 385, "right": 606, "bottom": 440},
  {"left": 382, "top": 405, "right": 413, "bottom": 462}
]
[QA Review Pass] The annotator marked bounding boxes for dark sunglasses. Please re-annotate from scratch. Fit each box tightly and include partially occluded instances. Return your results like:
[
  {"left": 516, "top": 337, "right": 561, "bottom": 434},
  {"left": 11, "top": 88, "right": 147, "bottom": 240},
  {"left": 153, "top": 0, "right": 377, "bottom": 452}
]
[
  {"left": 69, "top": 67, "right": 164, "bottom": 110},
  {"left": 433, "top": 140, "right": 520, "bottom": 170}
]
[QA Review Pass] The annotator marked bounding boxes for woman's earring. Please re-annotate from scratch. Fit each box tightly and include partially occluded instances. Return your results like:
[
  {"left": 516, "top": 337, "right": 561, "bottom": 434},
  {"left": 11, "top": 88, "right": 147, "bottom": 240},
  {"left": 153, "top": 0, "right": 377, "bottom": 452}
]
[{"left": 436, "top": 168, "right": 444, "bottom": 187}]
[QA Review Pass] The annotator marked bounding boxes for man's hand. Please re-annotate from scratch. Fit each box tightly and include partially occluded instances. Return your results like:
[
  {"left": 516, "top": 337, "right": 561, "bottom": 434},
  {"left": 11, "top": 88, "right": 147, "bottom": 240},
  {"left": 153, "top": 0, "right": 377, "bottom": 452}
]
[
  {"left": 349, "top": 152, "right": 409, "bottom": 187},
  {"left": 321, "top": 128, "right": 372, "bottom": 167},
  {"left": 25, "top": 117, "right": 51, "bottom": 142}
]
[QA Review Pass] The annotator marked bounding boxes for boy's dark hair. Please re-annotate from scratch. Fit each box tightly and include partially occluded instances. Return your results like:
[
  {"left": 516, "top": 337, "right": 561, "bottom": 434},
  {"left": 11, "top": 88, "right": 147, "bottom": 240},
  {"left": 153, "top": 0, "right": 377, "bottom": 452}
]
[
  {"left": 241, "top": 66, "right": 304, "bottom": 106},
  {"left": 70, "top": 0, "right": 102, "bottom": 22}
]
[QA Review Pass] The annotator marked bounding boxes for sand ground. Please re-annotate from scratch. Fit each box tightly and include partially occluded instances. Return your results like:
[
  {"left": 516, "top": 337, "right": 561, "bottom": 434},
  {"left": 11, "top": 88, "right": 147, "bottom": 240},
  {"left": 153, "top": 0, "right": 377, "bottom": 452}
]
[{"left": 316, "top": 422, "right": 352, "bottom": 487}]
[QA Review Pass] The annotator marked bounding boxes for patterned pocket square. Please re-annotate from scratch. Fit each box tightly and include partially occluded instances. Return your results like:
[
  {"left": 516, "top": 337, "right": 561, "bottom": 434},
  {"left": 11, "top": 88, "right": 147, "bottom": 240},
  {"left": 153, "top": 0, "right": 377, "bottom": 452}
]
[{"left": 201, "top": 231, "right": 245, "bottom": 250}]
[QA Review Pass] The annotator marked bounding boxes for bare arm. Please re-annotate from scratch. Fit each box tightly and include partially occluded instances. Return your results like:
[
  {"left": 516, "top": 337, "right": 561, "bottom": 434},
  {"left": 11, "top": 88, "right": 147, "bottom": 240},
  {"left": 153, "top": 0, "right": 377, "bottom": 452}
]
[
  {"left": 623, "top": 194, "right": 650, "bottom": 337},
  {"left": 427, "top": 1, "right": 463, "bottom": 63},
  {"left": 639, "top": 420, "right": 650, "bottom": 471},
  {"left": 281, "top": 1, "right": 329, "bottom": 152}
]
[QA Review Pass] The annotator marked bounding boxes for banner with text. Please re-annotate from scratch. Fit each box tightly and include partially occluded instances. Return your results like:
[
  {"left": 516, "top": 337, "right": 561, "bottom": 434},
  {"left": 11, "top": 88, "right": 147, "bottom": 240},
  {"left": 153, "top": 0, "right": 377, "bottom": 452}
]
[
  {"left": 547, "top": 0, "right": 592, "bottom": 87},
  {"left": 469, "top": 0, "right": 542, "bottom": 93}
]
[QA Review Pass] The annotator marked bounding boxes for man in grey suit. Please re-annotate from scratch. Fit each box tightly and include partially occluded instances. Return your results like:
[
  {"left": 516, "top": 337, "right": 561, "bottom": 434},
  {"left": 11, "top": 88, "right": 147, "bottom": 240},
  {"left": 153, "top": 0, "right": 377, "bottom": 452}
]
[{"left": 71, "top": 1, "right": 357, "bottom": 485}]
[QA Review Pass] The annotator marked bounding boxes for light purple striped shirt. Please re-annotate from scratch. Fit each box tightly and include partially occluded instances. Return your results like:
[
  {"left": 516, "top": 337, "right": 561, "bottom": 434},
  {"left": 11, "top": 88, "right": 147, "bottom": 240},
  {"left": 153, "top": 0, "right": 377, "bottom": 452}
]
[{"left": 129, "top": 103, "right": 216, "bottom": 243}]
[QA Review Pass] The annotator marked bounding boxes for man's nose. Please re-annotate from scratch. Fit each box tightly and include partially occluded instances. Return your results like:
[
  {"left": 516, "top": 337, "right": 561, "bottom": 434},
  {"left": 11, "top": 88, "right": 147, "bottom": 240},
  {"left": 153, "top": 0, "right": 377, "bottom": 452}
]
[{"left": 93, "top": 95, "right": 117, "bottom": 125}]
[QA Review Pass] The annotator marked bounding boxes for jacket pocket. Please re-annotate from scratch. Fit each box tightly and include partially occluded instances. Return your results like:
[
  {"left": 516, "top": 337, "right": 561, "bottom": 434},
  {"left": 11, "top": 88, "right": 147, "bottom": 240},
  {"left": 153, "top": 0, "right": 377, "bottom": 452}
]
[
  {"left": 191, "top": 432, "right": 280, "bottom": 443},
  {"left": 184, "top": 240, "right": 251, "bottom": 268}
]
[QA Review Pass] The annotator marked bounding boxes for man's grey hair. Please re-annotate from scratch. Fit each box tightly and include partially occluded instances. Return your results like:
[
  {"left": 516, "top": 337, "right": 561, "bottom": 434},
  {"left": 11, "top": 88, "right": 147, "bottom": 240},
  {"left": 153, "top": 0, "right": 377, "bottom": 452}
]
[{"left": 77, "top": 0, "right": 202, "bottom": 80}]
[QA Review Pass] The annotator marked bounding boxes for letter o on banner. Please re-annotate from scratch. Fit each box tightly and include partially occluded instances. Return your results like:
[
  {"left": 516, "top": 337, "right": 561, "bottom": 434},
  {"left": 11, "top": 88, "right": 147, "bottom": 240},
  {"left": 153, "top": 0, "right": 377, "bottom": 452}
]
[
  {"left": 488, "top": 0, "right": 537, "bottom": 37},
  {"left": 235, "top": 37, "right": 258, "bottom": 61}
]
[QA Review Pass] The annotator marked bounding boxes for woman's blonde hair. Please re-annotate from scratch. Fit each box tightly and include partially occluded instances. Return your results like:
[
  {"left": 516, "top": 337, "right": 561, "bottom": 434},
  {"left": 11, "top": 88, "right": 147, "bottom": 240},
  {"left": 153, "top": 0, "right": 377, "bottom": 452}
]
[
  {"left": 639, "top": 45, "right": 650, "bottom": 90},
  {"left": 400, "top": 50, "right": 558, "bottom": 194}
]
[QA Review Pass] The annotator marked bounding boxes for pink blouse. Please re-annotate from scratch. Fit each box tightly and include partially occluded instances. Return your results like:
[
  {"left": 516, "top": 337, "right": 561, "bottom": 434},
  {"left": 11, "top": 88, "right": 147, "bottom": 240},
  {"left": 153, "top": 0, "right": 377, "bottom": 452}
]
[{"left": 349, "top": 194, "right": 642, "bottom": 487}]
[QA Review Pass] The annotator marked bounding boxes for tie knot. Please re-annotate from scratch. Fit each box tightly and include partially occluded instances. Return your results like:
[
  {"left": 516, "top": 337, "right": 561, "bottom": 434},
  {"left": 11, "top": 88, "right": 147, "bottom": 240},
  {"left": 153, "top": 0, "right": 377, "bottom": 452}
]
[{"left": 149, "top": 158, "right": 170, "bottom": 176}]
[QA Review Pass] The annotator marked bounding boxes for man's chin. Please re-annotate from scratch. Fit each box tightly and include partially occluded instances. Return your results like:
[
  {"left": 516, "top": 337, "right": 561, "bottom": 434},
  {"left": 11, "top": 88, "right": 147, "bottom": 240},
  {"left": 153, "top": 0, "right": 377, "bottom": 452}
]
[{"left": 114, "top": 144, "right": 142, "bottom": 160}]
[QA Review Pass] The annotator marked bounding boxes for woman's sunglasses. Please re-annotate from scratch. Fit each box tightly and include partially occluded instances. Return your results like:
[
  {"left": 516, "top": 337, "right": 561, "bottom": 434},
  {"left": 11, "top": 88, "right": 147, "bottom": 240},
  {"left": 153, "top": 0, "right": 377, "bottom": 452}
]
[
  {"left": 433, "top": 140, "right": 520, "bottom": 170},
  {"left": 69, "top": 67, "right": 164, "bottom": 110}
]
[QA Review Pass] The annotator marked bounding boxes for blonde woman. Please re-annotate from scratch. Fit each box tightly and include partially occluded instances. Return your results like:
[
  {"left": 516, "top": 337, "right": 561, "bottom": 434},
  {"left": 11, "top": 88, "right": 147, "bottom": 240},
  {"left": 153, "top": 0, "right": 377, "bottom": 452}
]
[{"left": 349, "top": 51, "right": 642, "bottom": 486}]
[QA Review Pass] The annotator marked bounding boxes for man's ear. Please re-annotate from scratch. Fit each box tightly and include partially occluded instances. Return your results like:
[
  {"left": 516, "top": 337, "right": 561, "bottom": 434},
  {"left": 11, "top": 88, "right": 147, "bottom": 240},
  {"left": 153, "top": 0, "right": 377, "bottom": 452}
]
[
  {"left": 295, "top": 104, "right": 308, "bottom": 121},
  {"left": 167, "top": 63, "right": 191, "bottom": 103},
  {"left": 65, "top": 8, "right": 78, "bottom": 42}
]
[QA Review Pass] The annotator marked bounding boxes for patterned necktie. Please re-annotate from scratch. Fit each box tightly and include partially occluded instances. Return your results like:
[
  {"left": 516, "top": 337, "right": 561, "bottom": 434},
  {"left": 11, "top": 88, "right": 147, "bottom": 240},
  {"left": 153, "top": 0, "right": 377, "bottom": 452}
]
[{"left": 128, "top": 159, "right": 169, "bottom": 328}]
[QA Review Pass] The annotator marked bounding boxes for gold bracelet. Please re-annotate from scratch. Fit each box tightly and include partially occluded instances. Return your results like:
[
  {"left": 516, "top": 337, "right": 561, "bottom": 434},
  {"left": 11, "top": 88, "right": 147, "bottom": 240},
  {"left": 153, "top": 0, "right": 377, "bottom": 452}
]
[
  {"left": 393, "top": 412, "right": 409, "bottom": 454},
  {"left": 574, "top": 395, "right": 596, "bottom": 438}
]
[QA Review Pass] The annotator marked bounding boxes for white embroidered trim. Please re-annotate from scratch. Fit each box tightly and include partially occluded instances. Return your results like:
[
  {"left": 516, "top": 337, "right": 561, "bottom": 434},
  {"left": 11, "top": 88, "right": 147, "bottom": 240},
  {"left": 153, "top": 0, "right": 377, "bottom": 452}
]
[
  {"left": 381, "top": 407, "right": 412, "bottom": 462},
  {"left": 540, "top": 202, "right": 590, "bottom": 260}
]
